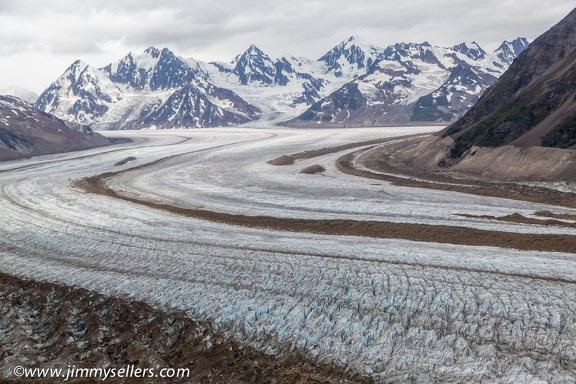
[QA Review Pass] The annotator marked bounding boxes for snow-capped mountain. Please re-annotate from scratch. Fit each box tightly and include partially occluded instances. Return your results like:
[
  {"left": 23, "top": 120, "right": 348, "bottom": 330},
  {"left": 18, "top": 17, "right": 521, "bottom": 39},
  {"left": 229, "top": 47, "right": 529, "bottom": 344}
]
[
  {"left": 451, "top": 42, "right": 486, "bottom": 60},
  {"left": 287, "top": 37, "right": 529, "bottom": 127},
  {"left": 35, "top": 60, "right": 124, "bottom": 125},
  {"left": 34, "top": 37, "right": 528, "bottom": 129},
  {"left": 207, "top": 47, "right": 335, "bottom": 123},
  {"left": 494, "top": 37, "right": 530, "bottom": 66},
  {"left": 319, "top": 35, "right": 384, "bottom": 77},
  {"left": 101, "top": 47, "right": 209, "bottom": 90},
  {"left": 411, "top": 61, "right": 498, "bottom": 122},
  {"left": 231, "top": 45, "right": 278, "bottom": 85},
  {"left": 127, "top": 84, "right": 252, "bottom": 129},
  {"left": 36, "top": 48, "right": 260, "bottom": 129}
]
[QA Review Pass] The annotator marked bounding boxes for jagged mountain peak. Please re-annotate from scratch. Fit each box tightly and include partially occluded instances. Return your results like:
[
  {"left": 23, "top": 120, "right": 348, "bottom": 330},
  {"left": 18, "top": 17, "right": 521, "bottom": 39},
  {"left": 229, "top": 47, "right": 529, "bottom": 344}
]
[
  {"left": 143, "top": 47, "right": 162, "bottom": 58},
  {"left": 39, "top": 59, "right": 121, "bottom": 101},
  {"left": 288, "top": 35, "right": 529, "bottom": 128},
  {"left": 233, "top": 44, "right": 271, "bottom": 63},
  {"left": 35, "top": 59, "right": 123, "bottom": 124},
  {"left": 343, "top": 35, "right": 369, "bottom": 46},
  {"left": 101, "top": 46, "right": 203, "bottom": 91},
  {"left": 66, "top": 60, "right": 90, "bottom": 77},
  {"left": 231, "top": 45, "right": 277, "bottom": 85},
  {"left": 36, "top": 47, "right": 260, "bottom": 129},
  {"left": 495, "top": 37, "right": 530, "bottom": 53},
  {"left": 452, "top": 41, "right": 486, "bottom": 60},
  {"left": 383, "top": 42, "right": 434, "bottom": 58},
  {"left": 494, "top": 37, "right": 530, "bottom": 65},
  {"left": 382, "top": 42, "right": 444, "bottom": 69},
  {"left": 246, "top": 44, "right": 265, "bottom": 55},
  {"left": 34, "top": 34, "right": 529, "bottom": 130},
  {"left": 319, "top": 36, "right": 384, "bottom": 77}
]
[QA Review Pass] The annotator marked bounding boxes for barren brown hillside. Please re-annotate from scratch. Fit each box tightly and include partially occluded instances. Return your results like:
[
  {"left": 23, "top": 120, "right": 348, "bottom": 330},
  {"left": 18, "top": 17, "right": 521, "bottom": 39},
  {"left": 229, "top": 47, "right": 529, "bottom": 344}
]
[{"left": 0, "top": 96, "right": 109, "bottom": 161}]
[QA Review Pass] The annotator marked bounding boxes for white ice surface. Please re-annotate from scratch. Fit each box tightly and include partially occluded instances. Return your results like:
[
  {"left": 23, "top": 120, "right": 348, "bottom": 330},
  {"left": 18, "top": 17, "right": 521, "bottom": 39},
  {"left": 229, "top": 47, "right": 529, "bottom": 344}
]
[{"left": 1, "top": 126, "right": 575, "bottom": 382}]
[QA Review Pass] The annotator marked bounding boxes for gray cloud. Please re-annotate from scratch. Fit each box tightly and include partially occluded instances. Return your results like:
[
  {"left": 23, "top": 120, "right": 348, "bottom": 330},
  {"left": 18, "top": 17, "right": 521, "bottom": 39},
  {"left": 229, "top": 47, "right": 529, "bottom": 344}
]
[{"left": 0, "top": 0, "right": 573, "bottom": 92}]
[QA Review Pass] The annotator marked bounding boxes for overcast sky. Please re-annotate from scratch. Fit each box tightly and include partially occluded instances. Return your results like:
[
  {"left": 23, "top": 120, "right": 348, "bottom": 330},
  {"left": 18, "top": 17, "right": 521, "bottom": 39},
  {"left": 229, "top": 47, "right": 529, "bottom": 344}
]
[{"left": 1, "top": 0, "right": 574, "bottom": 94}]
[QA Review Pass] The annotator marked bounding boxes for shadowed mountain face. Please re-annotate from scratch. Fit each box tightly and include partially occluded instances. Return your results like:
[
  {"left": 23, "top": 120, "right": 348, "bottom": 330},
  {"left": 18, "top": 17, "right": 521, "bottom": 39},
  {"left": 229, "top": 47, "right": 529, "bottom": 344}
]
[
  {"left": 444, "top": 7, "right": 576, "bottom": 158},
  {"left": 0, "top": 96, "right": 109, "bottom": 161}
]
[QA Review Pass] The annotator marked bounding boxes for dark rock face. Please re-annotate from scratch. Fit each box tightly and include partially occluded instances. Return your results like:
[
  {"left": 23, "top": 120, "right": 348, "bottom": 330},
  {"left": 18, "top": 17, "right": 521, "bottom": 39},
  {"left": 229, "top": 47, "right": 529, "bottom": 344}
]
[
  {"left": 202, "top": 84, "right": 261, "bottom": 119},
  {"left": 232, "top": 45, "right": 277, "bottom": 85},
  {"left": 129, "top": 85, "right": 251, "bottom": 129},
  {"left": 444, "top": 8, "right": 576, "bottom": 158},
  {"left": 0, "top": 96, "right": 109, "bottom": 161},
  {"left": 319, "top": 35, "right": 382, "bottom": 77},
  {"left": 299, "top": 82, "right": 366, "bottom": 123},
  {"left": 452, "top": 42, "right": 486, "bottom": 60},
  {"left": 495, "top": 37, "right": 531, "bottom": 66},
  {"left": 101, "top": 47, "right": 200, "bottom": 91},
  {"left": 101, "top": 53, "right": 147, "bottom": 89},
  {"left": 150, "top": 48, "right": 197, "bottom": 90},
  {"left": 273, "top": 58, "right": 293, "bottom": 86}
]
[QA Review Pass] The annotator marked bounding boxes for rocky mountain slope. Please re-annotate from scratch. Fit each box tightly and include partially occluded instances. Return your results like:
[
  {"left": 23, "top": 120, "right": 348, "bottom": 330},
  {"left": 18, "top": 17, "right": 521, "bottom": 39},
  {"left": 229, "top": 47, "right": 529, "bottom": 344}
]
[
  {"left": 0, "top": 95, "right": 109, "bottom": 161},
  {"left": 442, "top": 7, "right": 576, "bottom": 158},
  {"left": 34, "top": 37, "right": 528, "bottom": 130},
  {"left": 375, "top": 7, "right": 576, "bottom": 182},
  {"left": 286, "top": 38, "right": 529, "bottom": 127}
]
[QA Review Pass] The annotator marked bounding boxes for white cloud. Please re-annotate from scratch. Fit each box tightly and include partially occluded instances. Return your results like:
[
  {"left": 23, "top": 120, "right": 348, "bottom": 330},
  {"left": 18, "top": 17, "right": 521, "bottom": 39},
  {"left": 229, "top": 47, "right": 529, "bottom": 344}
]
[{"left": 0, "top": 0, "right": 573, "bottom": 93}]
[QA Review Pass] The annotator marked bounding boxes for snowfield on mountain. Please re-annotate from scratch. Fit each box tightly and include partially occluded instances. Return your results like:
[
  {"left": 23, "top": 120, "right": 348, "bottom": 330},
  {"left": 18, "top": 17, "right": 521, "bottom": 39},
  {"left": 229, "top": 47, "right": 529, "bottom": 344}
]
[{"left": 34, "top": 36, "right": 529, "bottom": 129}]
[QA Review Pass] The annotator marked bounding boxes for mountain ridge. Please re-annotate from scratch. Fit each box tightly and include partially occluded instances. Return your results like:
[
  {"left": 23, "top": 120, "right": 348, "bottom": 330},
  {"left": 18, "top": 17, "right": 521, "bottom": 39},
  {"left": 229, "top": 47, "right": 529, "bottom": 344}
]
[
  {"left": 285, "top": 37, "right": 529, "bottom": 127},
  {"left": 33, "top": 36, "right": 529, "bottom": 130}
]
